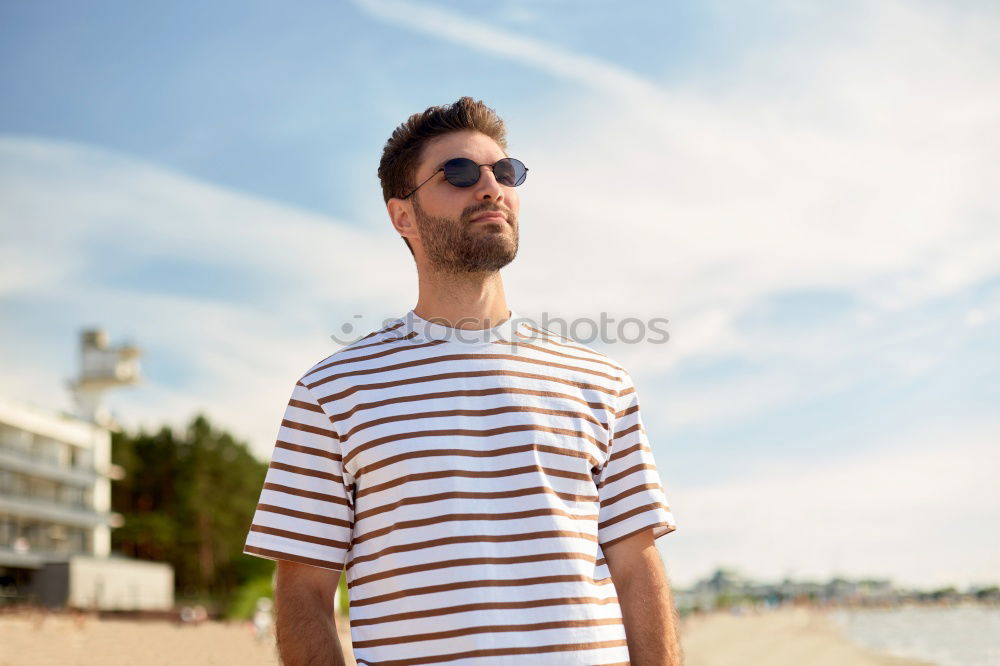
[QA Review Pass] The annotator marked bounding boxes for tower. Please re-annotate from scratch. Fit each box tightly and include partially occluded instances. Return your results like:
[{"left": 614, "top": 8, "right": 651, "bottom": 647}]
[{"left": 67, "top": 329, "right": 142, "bottom": 427}]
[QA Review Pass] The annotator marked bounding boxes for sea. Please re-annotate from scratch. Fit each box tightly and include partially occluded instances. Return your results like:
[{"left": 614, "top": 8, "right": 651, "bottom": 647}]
[{"left": 829, "top": 605, "right": 1000, "bottom": 666}]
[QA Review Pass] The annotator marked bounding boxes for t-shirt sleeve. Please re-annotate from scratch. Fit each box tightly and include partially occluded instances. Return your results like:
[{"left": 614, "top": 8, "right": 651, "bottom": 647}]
[
  {"left": 596, "top": 369, "right": 677, "bottom": 548},
  {"left": 243, "top": 378, "right": 354, "bottom": 571}
]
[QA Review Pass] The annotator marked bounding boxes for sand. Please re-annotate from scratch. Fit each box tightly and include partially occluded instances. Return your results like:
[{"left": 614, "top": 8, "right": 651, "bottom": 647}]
[
  {"left": 0, "top": 606, "right": 933, "bottom": 665},
  {"left": 680, "top": 607, "right": 933, "bottom": 666}
]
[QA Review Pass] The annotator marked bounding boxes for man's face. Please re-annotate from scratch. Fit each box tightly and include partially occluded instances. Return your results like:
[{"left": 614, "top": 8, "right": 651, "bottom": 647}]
[{"left": 408, "top": 130, "right": 519, "bottom": 274}]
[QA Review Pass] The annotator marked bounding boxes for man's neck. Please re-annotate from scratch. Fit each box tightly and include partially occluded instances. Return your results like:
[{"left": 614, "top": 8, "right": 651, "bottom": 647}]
[{"left": 413, "top": 270, "right": 510, "bottom": 330}]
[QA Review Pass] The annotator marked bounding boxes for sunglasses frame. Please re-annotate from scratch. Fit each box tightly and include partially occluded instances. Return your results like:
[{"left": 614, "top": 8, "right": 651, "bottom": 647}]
[{"left": 402, "top": 157, "right": 528, "bottom": 199}]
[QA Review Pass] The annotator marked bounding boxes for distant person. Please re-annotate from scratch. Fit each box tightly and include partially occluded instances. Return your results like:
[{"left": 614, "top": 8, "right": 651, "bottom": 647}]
[
  {"left": 252, "top": 597, "right": 273, "bottom": 641},
  {"left": 243, "top": 97, "right": 681, "bottom": 665}
]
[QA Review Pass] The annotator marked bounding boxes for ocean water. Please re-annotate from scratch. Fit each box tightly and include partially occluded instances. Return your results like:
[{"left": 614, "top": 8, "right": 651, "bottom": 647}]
[{"left": 829, "top": 605, "right": 1000, "bottom": 666}]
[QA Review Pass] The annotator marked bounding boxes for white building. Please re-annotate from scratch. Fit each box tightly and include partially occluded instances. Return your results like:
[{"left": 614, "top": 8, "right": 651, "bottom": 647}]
[
  {"left": 0, "top": 329, "right": 173, "bottom": 610},
  {"left": 0, "top": 395, "right": 117, "bottom": 568}
]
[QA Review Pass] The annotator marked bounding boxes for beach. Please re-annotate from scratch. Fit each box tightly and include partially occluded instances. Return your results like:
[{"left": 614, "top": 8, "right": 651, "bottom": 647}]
[
  {"left": 0, "top": 606, "right": 933, "bottom": 665},
  {"left": 680, "top": 607, "right": 933, "bottom": 666}
]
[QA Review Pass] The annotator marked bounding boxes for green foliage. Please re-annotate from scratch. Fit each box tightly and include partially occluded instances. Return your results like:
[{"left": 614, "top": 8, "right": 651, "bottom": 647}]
[
  {"left": 715, "top": 594, "right": 747, "bottom": 609},
  {"left": 111, "top": 413, "right": 271, "bottom": 611},
  {"left": 227, "top": 575, "right": 275, "bottom": 620},
  {"left": 339, "top": 575, "right": 350, "bottom": 616},
  {"left": 975, "top": 586, "right": 999, "bottom": 600},
  {"left": 930, "top": 586, "right": 958, "bottom": 600}
]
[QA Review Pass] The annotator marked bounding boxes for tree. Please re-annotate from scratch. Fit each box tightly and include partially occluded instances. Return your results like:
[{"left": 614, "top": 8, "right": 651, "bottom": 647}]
[{"left": 111, "top": 413, "right": 273, "bottom": 607}]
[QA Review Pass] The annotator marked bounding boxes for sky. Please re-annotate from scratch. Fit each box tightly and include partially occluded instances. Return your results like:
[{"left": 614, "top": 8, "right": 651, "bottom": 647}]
[{"left": 1, "top": 0, "right": 998, "bottom": 590}]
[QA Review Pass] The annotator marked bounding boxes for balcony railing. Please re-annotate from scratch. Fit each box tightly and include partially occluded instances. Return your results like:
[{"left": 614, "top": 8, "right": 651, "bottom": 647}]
[
  {"left": 0, "top": 495, "right": 113, "bottom": 528},
  {"left": 0, "top": 448, "right": 102, "bottom": 485}
]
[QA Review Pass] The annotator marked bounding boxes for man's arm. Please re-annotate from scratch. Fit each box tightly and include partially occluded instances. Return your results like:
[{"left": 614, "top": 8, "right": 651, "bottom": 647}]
[
  {"left": 274, "top": 559, "right": 348, "bottom": 666},
  {"left": 603, "top": 529, "right": 683, "bottom": 666}
]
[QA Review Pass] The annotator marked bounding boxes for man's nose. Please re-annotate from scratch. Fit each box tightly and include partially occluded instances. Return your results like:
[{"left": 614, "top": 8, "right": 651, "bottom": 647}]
[{"left": 474, "top": 165, "right": 504, "bottom": 201}]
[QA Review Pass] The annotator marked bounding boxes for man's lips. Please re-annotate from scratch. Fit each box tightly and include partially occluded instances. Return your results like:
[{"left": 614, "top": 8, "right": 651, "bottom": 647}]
[{"left": 470, "top": 211, "right": 508, "bottom": 223}]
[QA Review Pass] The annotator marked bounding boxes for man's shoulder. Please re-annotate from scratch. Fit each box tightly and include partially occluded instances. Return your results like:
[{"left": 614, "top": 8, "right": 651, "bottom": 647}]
[{"left": 517, "top": 319, "right": 628, "bottom": 379}]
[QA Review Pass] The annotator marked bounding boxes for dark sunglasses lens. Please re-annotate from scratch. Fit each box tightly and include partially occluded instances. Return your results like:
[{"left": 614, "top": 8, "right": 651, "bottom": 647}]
[
  {"left": 494, "top": 158, "right": 527, "bottom": 186},
  {"left": 442, "top": 158, "right": 480, "bottom": 187}
]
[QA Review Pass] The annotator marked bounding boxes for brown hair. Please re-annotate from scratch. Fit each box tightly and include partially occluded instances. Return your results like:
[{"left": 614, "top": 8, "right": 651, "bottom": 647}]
[{"left": 378, "top": 97, "right": 509, "bottom": 256}]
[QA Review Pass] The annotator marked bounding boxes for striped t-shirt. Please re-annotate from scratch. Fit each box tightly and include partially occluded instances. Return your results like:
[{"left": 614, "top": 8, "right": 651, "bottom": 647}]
[{"left": 244, "top": 309, "right": 677, "bottom": 665}]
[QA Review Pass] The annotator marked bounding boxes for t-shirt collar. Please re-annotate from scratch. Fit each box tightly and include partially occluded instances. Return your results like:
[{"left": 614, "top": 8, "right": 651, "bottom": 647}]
[{"left": 402, "top": 308, "right": 525, "bottom": 345}]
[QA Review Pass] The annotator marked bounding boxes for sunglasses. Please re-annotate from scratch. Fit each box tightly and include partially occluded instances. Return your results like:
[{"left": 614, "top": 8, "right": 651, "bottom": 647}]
[{"left": 402, "top": 157, "right": 528, "bottom": 199}]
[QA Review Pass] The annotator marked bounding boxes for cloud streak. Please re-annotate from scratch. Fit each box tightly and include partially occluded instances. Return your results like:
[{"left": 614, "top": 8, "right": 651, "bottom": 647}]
[{"left": 352, "top": 0, "right": 673, "bottom": 106}]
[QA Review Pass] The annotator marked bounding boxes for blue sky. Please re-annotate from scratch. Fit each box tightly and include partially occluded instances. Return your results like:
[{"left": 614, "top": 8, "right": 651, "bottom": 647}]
[
  {"left": 0, "top": 1, "right": 794, "bottom": 223},
  {"left": 1, "top": 0, "right": 998, "bottom": 589}
]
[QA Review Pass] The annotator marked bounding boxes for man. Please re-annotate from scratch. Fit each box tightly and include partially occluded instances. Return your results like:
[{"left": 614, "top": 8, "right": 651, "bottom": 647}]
[{"left": 243, "top": 97, "right": 682, "bottom": 665}]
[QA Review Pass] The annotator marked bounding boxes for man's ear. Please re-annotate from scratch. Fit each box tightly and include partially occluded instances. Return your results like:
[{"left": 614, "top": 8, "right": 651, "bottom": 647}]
[{"left": 387, "top": 198, "right": 417, "bottom": 242}]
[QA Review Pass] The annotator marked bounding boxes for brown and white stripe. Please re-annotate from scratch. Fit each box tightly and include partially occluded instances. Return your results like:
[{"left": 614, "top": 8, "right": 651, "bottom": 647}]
[{"left": 244, "top": 309, "right": 677, "bottom": 664}]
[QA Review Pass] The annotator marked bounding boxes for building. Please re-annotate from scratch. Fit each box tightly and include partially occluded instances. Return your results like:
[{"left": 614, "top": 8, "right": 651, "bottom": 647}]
[
  {"left": 0, "top": 329, "right": 173, "bottom": 610},
  {"left": 0, "top": 394, "right": 117, "bottom": 569}
]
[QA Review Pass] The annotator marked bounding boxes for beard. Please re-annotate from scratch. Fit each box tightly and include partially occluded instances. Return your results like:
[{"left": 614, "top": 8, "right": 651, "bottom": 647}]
[{"left": 411, "top": 196, "right": 519, "bottom": 274}]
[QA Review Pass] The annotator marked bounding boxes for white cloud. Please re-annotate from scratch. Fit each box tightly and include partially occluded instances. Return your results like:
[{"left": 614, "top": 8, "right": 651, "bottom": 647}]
[
  {"left": 355, "top": 0, "right": 1000, "bottom": 359},
  {"left": 660, "top": 420, "right": 1000, "bottom": 589},
  {"left": 0, "top": 136, "right": 410, "bottom": 455},
  {"left": 351, "top": 0, "right": 672, "bottom": 107}
]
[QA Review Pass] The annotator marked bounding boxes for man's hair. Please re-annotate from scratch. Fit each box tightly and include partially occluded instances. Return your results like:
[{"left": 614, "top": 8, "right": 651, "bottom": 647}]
[{"left": 378, "top": 97, "right": 509, "bottom": 257}]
